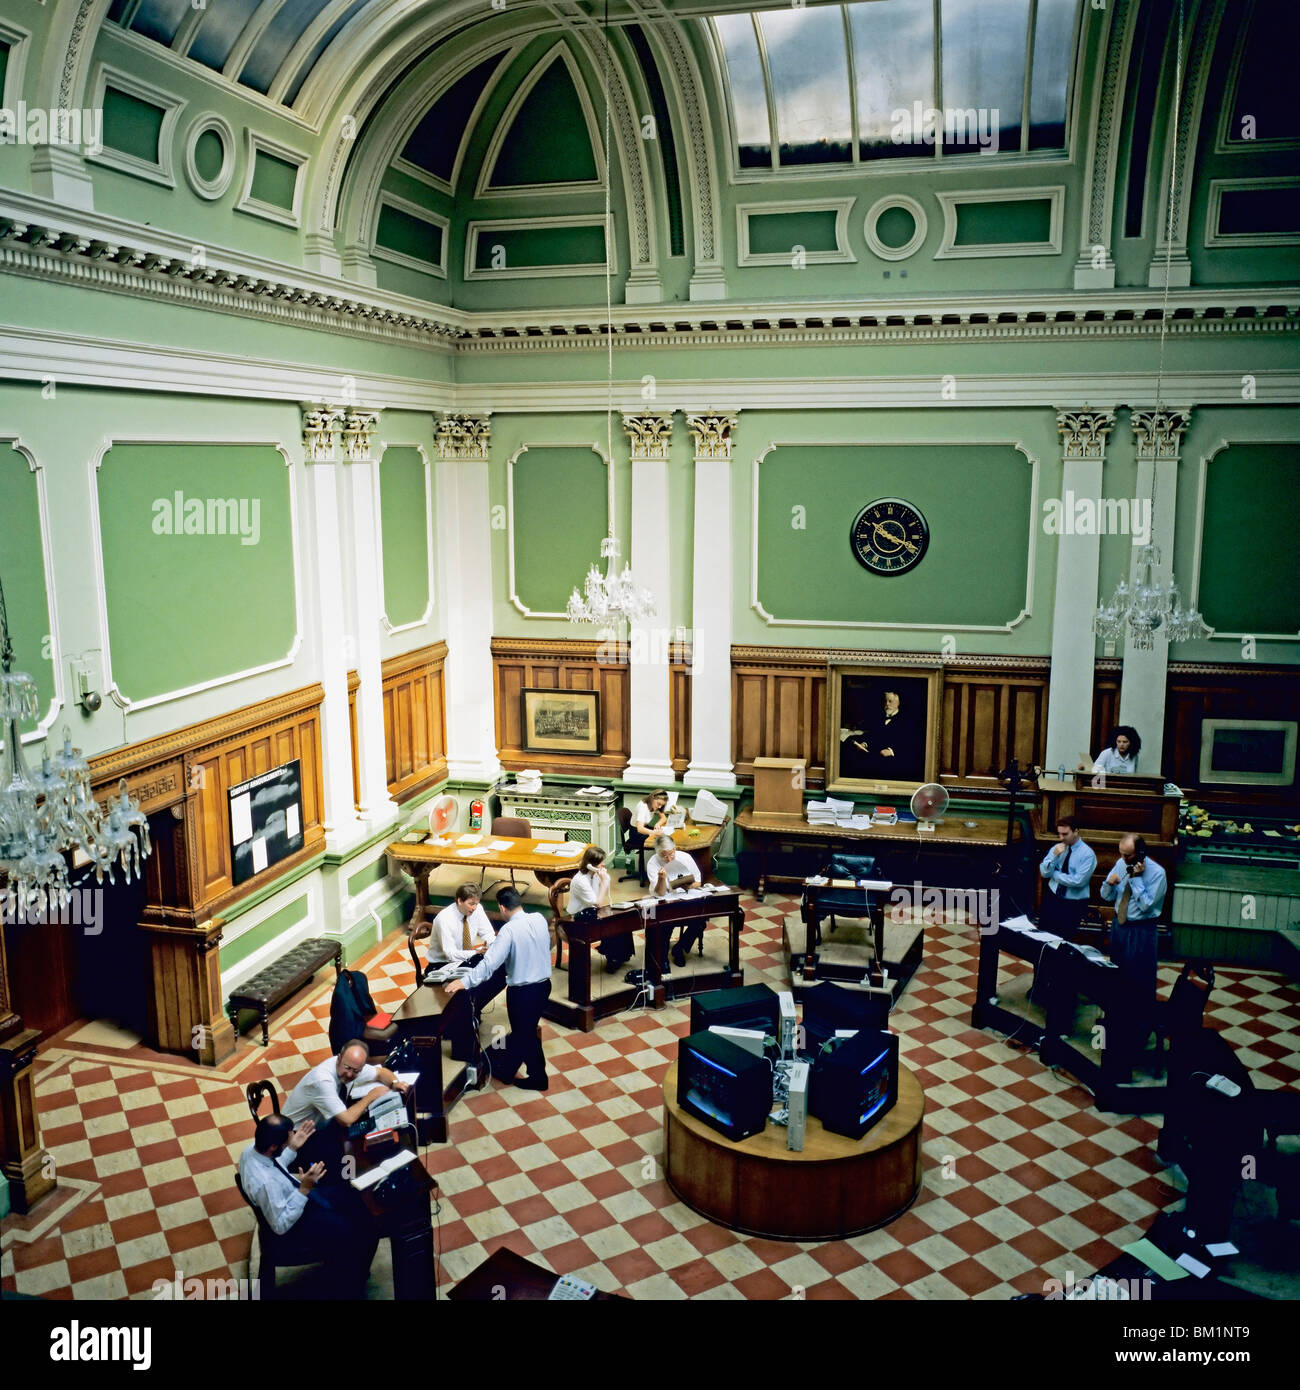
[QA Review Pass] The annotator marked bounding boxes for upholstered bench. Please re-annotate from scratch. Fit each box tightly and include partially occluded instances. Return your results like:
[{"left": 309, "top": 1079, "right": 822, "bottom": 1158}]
[{"left": 226, "top": 937, "right": 343, "bottom": 1047}]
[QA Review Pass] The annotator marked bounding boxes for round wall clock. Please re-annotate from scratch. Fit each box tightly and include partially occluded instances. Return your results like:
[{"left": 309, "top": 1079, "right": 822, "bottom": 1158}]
[{"left": 850, "top": 498, "right": 930, "bottom": 575}]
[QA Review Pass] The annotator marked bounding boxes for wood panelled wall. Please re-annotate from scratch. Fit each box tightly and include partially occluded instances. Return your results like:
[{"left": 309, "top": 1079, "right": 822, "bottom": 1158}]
[
  {"left": 731, "top": 647, "right": 1051, "bottom": 788},
  {"left": 491, "top": 637, "right": 631, "bottom": 777},
  {"left": 671, "top": 640, "right": 692, "bottom": 777},
  {"left": 348, "top": 642, "right": 450, "bottom": 806}
]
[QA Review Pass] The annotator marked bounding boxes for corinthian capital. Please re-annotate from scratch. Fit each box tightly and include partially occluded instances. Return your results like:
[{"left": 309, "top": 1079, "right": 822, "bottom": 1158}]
[
  {"left": 1056, "top": 408, "right": 1116, "bottom": 462},
  {"left": 687, "top": 413, "right": 738, "bottom": 462},
  {"left": 1131, "top": 409, "right": 1191, "bottom": 460},
  {"left": 622, "top": 413, "right": 674, "bottom": 461},
  {"left": 436, "top": 412, "right": 492, "bottom": 461},
  {"left": 300, "top": 403, "right": 344, "bottom": 463},
  {"left": 339, "top": 408, "right": 380, "bottom": 462}
]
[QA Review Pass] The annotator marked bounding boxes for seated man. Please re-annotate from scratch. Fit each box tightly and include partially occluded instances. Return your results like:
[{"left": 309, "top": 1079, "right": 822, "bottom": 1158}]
[
  {"left": 648, "top": 833, "right": 703, "bottom": 970},
  {"left": 238, "top": 1113, "right": 379, "bottom": 1298},
  {"left": 283, "top": 1040, "right": 410, "bottom": 1171},
  {"left": 425, "top": 884, "right": 507, "bottom": 1060}
]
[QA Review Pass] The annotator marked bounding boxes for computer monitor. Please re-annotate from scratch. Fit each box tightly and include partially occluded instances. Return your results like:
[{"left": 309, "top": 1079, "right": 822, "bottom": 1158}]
[
  {"left": 800, "top": 982, "right": 890, "bottom": 1060},
  {"left": 689, "top": 984, "right": 780, "bottom": 1041},
  {"left": 810, "top": 1029, "right": 899, "bottom": 1140},
  {"left": 677, "top": 1031, "right": 772, "bottom": 1142}
]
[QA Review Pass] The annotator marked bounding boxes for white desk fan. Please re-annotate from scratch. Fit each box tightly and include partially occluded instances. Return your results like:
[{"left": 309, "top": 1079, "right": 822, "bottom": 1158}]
[
  {"left": 428, "top": 794, "right": 458, "bottom": 836},
  {"left": 910, "top": 783, "right": 949, "bottom": 833}
]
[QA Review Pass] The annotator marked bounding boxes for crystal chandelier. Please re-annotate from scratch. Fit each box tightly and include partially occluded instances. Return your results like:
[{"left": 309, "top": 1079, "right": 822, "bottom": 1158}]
[
  {"left": 565, "top": 533, "right": 656, "bottom": 625},
  {"left": 1093, "top": 0, "right": 1207, "bottom": 654},
  {"left": 0, "top": 575, "right": 151, "bottom": 918}
]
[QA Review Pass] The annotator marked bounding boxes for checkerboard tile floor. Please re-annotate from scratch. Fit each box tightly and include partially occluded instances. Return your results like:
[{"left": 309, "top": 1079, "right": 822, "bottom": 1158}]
[{"left": 4, "top": 897, "right": 1299, "bottom": 1300}]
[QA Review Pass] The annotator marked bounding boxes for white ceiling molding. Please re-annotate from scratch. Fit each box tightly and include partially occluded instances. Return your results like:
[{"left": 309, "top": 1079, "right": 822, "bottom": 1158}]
[
  {"left": 1204, "top": 177, "right": 1300, "bottom": 250},
  {"left": 464, "top": 213, "right": 617, "bottom": 281},
  {"left": 370, "top": 191, "right": 449, "bottom": 279},
  {"left": 235, "top": 130, "right": 309, "bottom": 228},
  {"left": 1213, "top": 0, "right": 1300, "bottom": 155},
  {"left": 863, "top": 195, "right": 928, "bottom": 262},
  {"left": 0, "top": 15, "right": 32, "bottom": 113}
]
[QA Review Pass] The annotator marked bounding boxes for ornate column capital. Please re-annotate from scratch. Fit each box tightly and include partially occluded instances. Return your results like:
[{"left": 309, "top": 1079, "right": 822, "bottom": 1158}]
[
  {"left": 301, "top": 403, "right": 344, "bottom": 463},
  {"left": 1131, "top": 408, "right": 1191, "bottom": 460},
  {"left": 436, "top": 412, "right": 492, "bottom": 462},
  {"left": 339, "top": 408, "right": 379, "bottom": 463},
  {"left": 621, "top": 413, "right": 674, "bottom": 461},
  {"left": 1055, "top": 408, "right": 1117, "bottom": 462},
  {"left": 687, "top": 413, "right": 739, "bottom": 462}
]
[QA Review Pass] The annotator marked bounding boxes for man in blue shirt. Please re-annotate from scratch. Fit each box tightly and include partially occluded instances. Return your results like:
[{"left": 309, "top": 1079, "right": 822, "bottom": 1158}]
[
  {"left": 1038, "top": 815, "right": 1096, "bottom": 941},
  {"left": 1101, "top": 833, "right": 1168, "bottom": 1024}
]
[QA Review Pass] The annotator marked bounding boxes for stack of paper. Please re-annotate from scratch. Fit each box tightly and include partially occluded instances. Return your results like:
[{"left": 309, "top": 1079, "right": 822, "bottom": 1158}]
[
  {"left": 486, "top": 840, "right": 513, "bottom": 852},
  {"left": 455, "top": 833, "right": 481, "bottom": 845},
  {"left": 807, "top": 797, "right": 855, "bottom": 825},
  {"left": 351, "top": 1147, "right": 417, "bottom": 1190},
  {"left": 456, "top": 847, "right": 484, "bottom": 858},
  {"left": 429, "top": 836, "right": 454, "bottom": 848},
  {"left": 577, "top": 786, "right": 613, "bottom": 797}
]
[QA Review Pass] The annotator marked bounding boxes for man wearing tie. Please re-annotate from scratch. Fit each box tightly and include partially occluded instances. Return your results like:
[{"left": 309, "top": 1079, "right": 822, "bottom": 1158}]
[
  {"left": 1038, "top": 815, "right": 1096, "bottom": 941},
  {"left": 424, "top": 882, "right": 497, "bottom": 971},
  {"left": 1101, "top": 834, "right": 1168, "bottom": 1058},
  {"left": 444, "top": 886, "right": 553, "bottom": 1091},
  {"left": 237, "top": 1113, "right": 379, "bottom": 1297},
  {"left": 283, "top": 1041, "right": 410, "bottom": 1171}
]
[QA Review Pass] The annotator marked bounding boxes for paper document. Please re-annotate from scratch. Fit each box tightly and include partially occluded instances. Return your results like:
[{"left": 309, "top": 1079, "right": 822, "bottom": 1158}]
[
  {"left": 351, "top": 1147, "right": 417, "bottom": 1191},
  {"left": 487, "top": 840, "right": 512, "bottom": 851},
  {"left": 251, "top": 838, "right": 268, "bottom": 873},
  {"left": 1205, "top": 1241, "right": 1238, "bottom": 1257},
  {"left": 456, "top": 847, "right": 484, "bottom": 857},
  {"left": 1121, "top": 1238, "right": 1189, "bottom": 1281},
  {"left": 230, "top": 793, "right": 253, "bottom": 845},
  {"left": 999, "top": 915, "right": 1036, "bottom": 933},
  {"left": 456, "top": 834, "right": 480, "bottom": 845},
  {"left": 286, "top": 804, "right": 300, "bottom": 839},
  {"left": 1176, "top": 1252, "right": 1211, "bottom": 1279},
  {"left": 394, "top": 1072, "right": 420, "bottom": 1086},
  {"left": 429, "top": 836, "right": 454, "bottom": 847}
]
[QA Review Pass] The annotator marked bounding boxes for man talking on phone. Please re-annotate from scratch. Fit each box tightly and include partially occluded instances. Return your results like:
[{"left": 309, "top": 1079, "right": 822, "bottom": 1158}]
[{"left": 1101, "top": 834, "right": 1168, "bottom": 1058}]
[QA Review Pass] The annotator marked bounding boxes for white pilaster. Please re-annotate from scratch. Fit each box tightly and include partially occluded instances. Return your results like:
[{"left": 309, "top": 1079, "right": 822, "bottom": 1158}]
[
  {"left": 342, "top": 409, "right": 397, "bottom": 824},
  {"left": 301, "top": 405, "right": 363, "bottom": 850},
  {"left": 1118, "top": 409, "right": 1189, "bottom": 759},
  {"left": 683, "top": 414, "right": 738, "bottom": 788},
  {"left": 435, "top": 414, "right": 501, "bottom": 784},
  {"left": 622, "top": 413, "right": 676, "bottom": 785},
  {"left": 1045, "top": 410, "right": 1116, "bottom": 773}
]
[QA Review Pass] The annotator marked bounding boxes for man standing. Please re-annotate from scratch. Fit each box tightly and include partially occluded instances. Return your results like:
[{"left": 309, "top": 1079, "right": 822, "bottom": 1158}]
[
  {"left": 1101, "top": 834, "right": 1168, "bottom": 1057},
  {"left": 283, "top": 1040, "right": 409, "bottom": 1170},
  {"left": 1038, "top": 815, "right": 1096, "bottom": 941},
  {"left": 444, "top": 886, "right": 552, "bottom": 1091}
]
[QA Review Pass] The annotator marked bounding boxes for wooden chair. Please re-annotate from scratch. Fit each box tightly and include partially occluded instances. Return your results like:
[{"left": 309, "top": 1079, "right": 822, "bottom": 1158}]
[
  {"left": 547, "top": 877, "right": 572, "bottom": 970},
  {"left": 407, "top": 922, "right": 432, "bottom": 986},
  {"left": 484, "top": 815, "right": 532, "bottom": 898},
  {"left": 234, "top": 1169, "right": 321, "bottom": 1298},
  {"left": 245, "top": 1080, "right": 281, "bottom": 1125}
]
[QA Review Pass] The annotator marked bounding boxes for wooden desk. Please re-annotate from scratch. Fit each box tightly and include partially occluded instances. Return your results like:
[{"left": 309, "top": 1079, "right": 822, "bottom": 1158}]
[
  {"left": 449, "top": 1245, "right": 623, "bottom": 1301},
  {"left": 663, "top": 1059, "right": 924, "bottom": 1240},
  {"left": 390, "top": 981, "right": 480, "bottom": 1143},
  {"left": 387, "top": 834, "right": 592, "bottom": 930},
  {"left": 547, "top": 889, "right": 745, "bottom": 1031},
  {"left": 1037, "top": 774, "right": 1180, "bottom": 844},
  {"left": 344, "top": 1135, "right": 437, "bottom": 1301},
  {"left": 735, "top": 809, "right": 1015, "bottom": 901}
]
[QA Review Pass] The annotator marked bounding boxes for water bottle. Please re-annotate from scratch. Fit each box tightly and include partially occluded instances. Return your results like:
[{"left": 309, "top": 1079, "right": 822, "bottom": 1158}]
[{"left": 1057, "top": 763, "right": 1066, "bottom": 782}]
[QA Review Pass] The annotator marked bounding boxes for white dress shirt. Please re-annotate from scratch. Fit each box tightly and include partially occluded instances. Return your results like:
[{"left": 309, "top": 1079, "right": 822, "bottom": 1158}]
[
  {"left": 648, "top": 850, "right": 700, "bottom": 891},
  {"left": 428, "top": 901, "right": 496, "bottom": 965},
  {"left": 284, "top": 1055, "right": 379, "bottom": 1127},
  {"left": 1099, "top": 857, "right": 1167, "bottom": 921},
  {"left": 462, "top": 911, "right": 553, "bottom": 988},
  {"left": 568, "top": 870, "right": 604, "bottom": 913},
  {"left": 238, "top": 1143, "right": 306, "bottom": 1235},
  {"left": 1093, "top": 747, "right": 1138, "bottom": 775},
  {"left": 633, "top": 800, "right": 665, "bottom": 834}
]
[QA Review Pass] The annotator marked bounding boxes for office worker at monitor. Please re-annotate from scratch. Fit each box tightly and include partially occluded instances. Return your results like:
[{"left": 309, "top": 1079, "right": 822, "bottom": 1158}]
[
  {"left": 238, "top": 1114, "right": 378, "bottom": 1297},
  {"left": 1088, "top": 725, "right": 1142, "bottom": 775},
  {"left": 283, "top": 1040, "right": 409, "bottom": 1170},
  {"left": 1038, "top": 815, "right": 1096, "bottom": 941},
  {"left": 445, "top": 887, "right": 552, "bottom": 1091}
]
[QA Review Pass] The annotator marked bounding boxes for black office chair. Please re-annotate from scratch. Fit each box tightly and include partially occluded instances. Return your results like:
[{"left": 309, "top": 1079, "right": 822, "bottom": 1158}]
[
  {"left": 802, "top": 853, "right": 881, "bottom": 950},
  {"left": 1154, "top": 961, "right": 1214, "bottom": 1065},
  {"left": 617, "top": 808, "right": 647, "bottom": 885}
]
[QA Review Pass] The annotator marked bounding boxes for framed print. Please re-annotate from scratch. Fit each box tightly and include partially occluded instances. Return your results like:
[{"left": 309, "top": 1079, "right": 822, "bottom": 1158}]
[
  {"left": 826, "top": 662, "right": 942, "bottom": 795},
  {"left": 522, "top": 687, "right": 601, "bottom": 755}
]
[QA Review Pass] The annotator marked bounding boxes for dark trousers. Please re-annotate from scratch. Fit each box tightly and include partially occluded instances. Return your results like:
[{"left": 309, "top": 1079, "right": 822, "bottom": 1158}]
[
  {"left": 294, "top": 1120, "right": 345, "bottom": 1177},
  {"left": 283, "top": 1185, "right": 379, "bottom": 1296},
  {"left": 449, "top": 963, "right": 508, "bottom": 1062},
  {"left": 1111, "top": 920, "right": 1159, "bottom": 1056},
  {"left": 490, "top": 979, "right": 551, "bottom": 1083},
  {"left": 1039, "top": 887, "right": 1086, "bottom": 941}
]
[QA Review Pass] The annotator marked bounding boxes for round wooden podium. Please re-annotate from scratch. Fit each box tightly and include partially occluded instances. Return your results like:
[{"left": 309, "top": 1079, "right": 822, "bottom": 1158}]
[{"left": 663, "top": 1060, "right": 924, "bottom": 1240}]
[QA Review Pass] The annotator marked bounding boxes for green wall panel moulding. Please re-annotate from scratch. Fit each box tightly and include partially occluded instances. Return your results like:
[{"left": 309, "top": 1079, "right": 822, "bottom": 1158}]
[
  {"left": 747, "top": 209, "right": 839, "bottom": 256},
  {"left": 347, "top": 855, "right": 391, "bottom": 896},
  {"left": 101, "top": 85, "right": 165, "bottom": 164},
  {"left": 220, "top": 894, "right": 309, "bottom": 973},
  {"left": 511, "top": 446, "right": 607, "bottom": 613},
  {"left": 250, "top": 150, "right": 300, "bottom": 211},
  {"left": 0, "top": 42, "right": 10, "bottom": 99},
  {"left": 954, "top": 197, "right": 1053, "bottom": 246},
  {"left": 1217, "top": 186, "right": 1300, "bottom": 237},
  {"left": 193, "top": 127, "right": 225, "bottom": 183},
  {"left": 0, "top": 444, "right": 56, "bottom": 738},
  {"left": 474, "top": 224, "right": 606, "bottom": 270},
  {"left": 96, "top": 443, "right": 297, "bottom": 703},
  {"left": 490, "top": 55, "right": 598, "bottom": 187},
  {"left": 376, "top": 203, "right": 444, "bottom": 265},
  {"left": 755, "top": 444, "right": 1032, "bottom": 628},
  {"left": 1198, "top": 443, "right": 1300, "bottom": 635},
  {"left": 380, "top": 446, "right": 431, "bottom": 627}
]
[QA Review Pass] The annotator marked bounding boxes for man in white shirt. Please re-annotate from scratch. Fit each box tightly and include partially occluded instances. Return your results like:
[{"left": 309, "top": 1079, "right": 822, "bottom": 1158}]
[
  {"left": 445, "top": 887, "right": 553, "bottom": 1091},
  {"left": 283, "top": 1040, "right": 409, "bottom": 1171},
  {"left": 237, "top": 1113, "right": 378, "bottom": 1297},
  {"left": 425, "top": 883, "right": 497, "bottom": 969},
  {"left": 646, "top": 834, "right": 704, "bottom": 970}
]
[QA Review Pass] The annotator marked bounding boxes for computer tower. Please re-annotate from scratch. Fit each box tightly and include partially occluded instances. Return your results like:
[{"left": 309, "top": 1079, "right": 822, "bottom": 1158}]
[
  {"left": 778, "top": 991, "right": 798, "bottom": 1056},
  {"left": 810, "top": 1029, "right": 899, "bottom": 1140},
  {"left": 677, "top": 1030, "right": 772, "bottom": 1142},
  {"left": 708, "top": 1025, "right": 767, "bottom": 1057},
  {"left": 689, "top": 984, "right": 780, "bottom": 1040},
  {"left": 785, "top": 1062, "right": 810, "bottom": 1152},
  {"left": 800, "top": 982, "right": 890, "bottom": 1059}
]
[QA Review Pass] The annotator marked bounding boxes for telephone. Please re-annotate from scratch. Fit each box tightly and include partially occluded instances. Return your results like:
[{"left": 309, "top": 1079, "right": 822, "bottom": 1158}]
[{"left": 368, "top": 1092, "right": 408, "bottom": 1134}]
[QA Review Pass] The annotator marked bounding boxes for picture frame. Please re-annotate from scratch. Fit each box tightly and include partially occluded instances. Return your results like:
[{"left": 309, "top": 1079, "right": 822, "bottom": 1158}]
[
  {"left": 521, "top": 687, "right": 601, "bottom": 755},
  {"left": 825, "top": 662, "right": 942, "bottom": 795}
]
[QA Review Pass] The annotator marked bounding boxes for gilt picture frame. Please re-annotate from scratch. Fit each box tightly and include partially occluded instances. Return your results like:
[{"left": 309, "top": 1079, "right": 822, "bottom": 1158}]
[
  {"left": 522, "top": 687, "right": 601, "bottom": 755},
  {"left": 826, "top": 662, "right": 942, "bottom": 795}
]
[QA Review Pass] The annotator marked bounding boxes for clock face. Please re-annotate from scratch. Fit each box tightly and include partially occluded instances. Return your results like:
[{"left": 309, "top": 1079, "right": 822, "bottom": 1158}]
[{"left": 850, "top": 498, "right": 930, "bottom": 575}]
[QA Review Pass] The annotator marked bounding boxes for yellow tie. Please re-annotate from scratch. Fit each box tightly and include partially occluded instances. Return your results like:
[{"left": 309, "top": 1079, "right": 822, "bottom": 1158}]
[
  {"left": 462, "top": 913, "right": 473, "bottom": 951},
  {"left": 1116, "top": 880, "right": 1128, "bottom": 925}
]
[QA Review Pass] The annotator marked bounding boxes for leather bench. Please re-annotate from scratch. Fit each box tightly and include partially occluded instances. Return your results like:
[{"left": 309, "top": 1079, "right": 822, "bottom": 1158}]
[{"left": 226, "top": 937, "right": 343, "bottom": 1047}]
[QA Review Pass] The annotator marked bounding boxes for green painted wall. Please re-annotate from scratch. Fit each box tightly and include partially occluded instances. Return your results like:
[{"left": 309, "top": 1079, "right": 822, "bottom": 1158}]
[
  {"left": 511, "top": 445, "right": 608, "bottom": 614},
  {"left": 753, "top": 443, "right": 1032, "bottom": 628},
  {"left": 0, "top": 443, "right": 56, "bottom": 735},
  {"left": 953, "top": 197, "right": 1053, "bottom": 246},
  {"left": 249, "top": 150, "right": 299, "bottom": 211},
  {"left": 97, "top": 443, "right": 297, "bottom": 703},
  {"left": 748, "top": 209, "right": 840, "bottom": 256},
  {"left": 219, "top": 893, "right": 308, "bottom": 973},
  {"left": 100, "top": 85, "right": 164, "bottom": 164},
  {"left": 347, "top": 856, "right": 390, "bottom": 895},
  {"left": 488, "top": 53, "right": 598, "bottom": 187},
  {"left": 376, "top": 203, "right": 444, "bottom": 266},
  {"left": 379, "top": 446, "right": 431, "bottom": 628},
  {"left": 472, "top": 223, "right": 606, "bottom": 271},
  {"left": 193, "top": 127, "right": 225, "bottom": 183}
]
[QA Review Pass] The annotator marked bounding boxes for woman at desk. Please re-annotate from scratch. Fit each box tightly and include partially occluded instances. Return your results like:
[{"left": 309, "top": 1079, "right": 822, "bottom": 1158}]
[
  {"left": 1086, "top": 725, "right": 1142, "bottom": 776},
  {"left": 570, "top": 847, "right": 628, "bottom": 971},
  {"left": 633, "top": 790, "right": 671, "bottom": 838}
]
